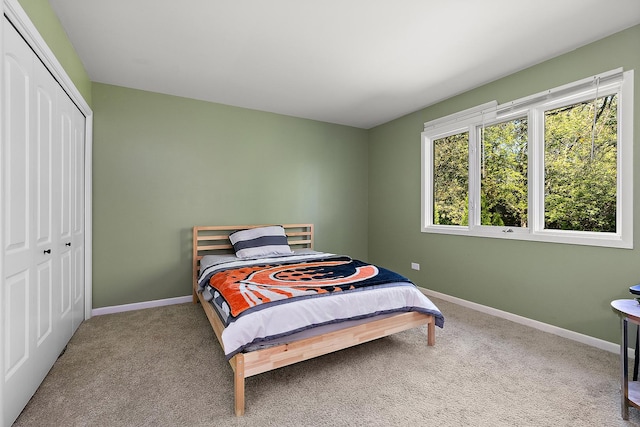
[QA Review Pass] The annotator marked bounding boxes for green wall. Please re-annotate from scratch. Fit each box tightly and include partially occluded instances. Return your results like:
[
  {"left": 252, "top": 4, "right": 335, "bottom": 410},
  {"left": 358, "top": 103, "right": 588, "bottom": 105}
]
[
  {"left": 368, "top": 24, "right": 640, "bottom": 344},
  {"left": 92, "top": 83, "right": 369, "bottom": 307},
  {"left": 18, "top": 0, "right": 92, "bottom": 105}
]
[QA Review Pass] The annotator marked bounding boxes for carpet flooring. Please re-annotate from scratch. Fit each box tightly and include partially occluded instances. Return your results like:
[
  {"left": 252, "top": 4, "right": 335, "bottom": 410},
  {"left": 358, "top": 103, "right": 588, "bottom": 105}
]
[{"left": 13, "top": 297, "right": 640, "bottom": 426}]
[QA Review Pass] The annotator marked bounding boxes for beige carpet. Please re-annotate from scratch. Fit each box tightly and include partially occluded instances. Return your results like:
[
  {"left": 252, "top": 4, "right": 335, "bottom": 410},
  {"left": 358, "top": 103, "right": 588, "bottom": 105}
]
[{"left": 13, "top": 297, "right": 640, "bottom": 426}]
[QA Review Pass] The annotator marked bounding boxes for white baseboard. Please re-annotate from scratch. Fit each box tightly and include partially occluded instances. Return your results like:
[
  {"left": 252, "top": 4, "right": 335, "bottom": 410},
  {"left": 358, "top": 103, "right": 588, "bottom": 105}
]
[
  {"left": 91, "top": 295, "right": 193, "bottom": 316},
  {"left": 91, "top": 288, "right": 624, "bottom": 356},
  {"left": 419, "top": 287, "right": 620, "bottom": 355}
]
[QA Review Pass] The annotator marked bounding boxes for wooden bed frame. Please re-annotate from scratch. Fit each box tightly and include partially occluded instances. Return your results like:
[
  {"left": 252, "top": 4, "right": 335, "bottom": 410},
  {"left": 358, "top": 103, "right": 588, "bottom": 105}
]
[{"left": 192, "top": 224, "right": 436, "bottom": 416}]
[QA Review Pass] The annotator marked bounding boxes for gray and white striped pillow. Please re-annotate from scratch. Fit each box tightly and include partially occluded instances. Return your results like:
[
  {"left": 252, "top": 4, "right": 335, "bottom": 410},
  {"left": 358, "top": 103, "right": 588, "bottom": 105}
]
[{"left": 229, "top": 225, "right": 293, "bottom": 259}]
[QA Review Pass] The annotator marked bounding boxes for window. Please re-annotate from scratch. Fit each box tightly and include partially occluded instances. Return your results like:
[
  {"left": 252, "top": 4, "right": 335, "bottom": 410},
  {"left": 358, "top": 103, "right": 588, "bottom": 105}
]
[
  {"left": 480, "top": 116, "right": 528, "bottom": 228},
  {"left": 421, "top": 69, "right": 633, "bottom": 248},
  {"left": 433, "top": 131, "right": 469, "bottom": 226}
]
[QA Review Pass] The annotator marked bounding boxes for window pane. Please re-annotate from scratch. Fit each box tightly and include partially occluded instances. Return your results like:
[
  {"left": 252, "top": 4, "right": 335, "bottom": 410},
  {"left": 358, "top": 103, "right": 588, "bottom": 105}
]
[
  {"left": 480, "top": 118, "right": 528, "bottom": 227},
  {"left": 544, "top": 94, "right": 617, "bottom": 232},
  {"left": 433, "top": 132, "right": 468, "bottom": 225}
]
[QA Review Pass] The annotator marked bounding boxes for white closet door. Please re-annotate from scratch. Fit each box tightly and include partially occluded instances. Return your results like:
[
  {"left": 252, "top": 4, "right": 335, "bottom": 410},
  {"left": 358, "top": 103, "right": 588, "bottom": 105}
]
[
  {"left": 57, "top": 85, "right": 85, "bottom": 337},
  {"left": 70, "top": 106, "right": 85, "bottom": 334},
  {"left": 3, "top": 19, "right": 40, "bottom": 424},
  {"left": 57, "top": 84, "right": 74, "bottom": 345},
  {"left": 2, "top": 18, "right": 84, "bottom": 426},
  {"left": 33, "top": 46, "right": 56, "bottom": 357}
]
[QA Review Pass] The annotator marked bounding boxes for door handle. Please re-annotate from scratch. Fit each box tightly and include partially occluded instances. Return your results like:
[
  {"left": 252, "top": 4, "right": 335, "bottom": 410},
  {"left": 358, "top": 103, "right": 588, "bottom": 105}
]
[
  {"left": 44, "top": 249, "right": 51, "bottom": 254},
  {"left": 65, "top": 242, "right": 71, "bottom": 247}
]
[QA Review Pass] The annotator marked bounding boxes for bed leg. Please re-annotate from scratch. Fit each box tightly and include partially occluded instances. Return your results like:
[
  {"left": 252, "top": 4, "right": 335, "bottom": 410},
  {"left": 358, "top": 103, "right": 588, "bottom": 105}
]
[
  {"left": 427, "top": 320, "right": 435, "bottom": 346},
  {"left": 234, "top": 355, "right": 246, "bottom": 416},
  {"left": 192, "top": 289, "right": 198, "bottom": 304}
]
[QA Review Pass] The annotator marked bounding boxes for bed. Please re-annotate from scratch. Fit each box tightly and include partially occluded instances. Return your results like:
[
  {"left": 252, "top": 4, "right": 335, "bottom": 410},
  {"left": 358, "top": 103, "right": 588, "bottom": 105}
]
[{"left": 192, "top": 224, "right": 444, "bottom": 415}]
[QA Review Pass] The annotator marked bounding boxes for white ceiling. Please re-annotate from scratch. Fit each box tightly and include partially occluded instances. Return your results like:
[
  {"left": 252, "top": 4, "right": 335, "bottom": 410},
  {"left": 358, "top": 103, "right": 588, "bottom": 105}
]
[{"left": 49, "top": 0, "right": 640, "bottom": 129}]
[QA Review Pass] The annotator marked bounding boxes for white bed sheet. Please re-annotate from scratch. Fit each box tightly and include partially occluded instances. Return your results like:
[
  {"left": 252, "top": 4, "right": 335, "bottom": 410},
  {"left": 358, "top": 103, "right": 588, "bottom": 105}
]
[{"left": 220, "top": 283, "right": 442, "bottom": 358}]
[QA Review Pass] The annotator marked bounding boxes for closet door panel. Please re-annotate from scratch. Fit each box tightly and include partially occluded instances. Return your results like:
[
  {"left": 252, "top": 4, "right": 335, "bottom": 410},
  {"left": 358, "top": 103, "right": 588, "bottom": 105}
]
[
  {"left": 70, "top": 107, "right": 84, "bottom": 332},
  {"left": 59, "top": 250, "right": 71, "bottom": 335},
  {"left": 72, "top": 109, "right": 83, "bottom": 237},
  {"left": 4, "top": 271, "right": 29, "bottom": 379},
  {"left": 55, "top": 91, "right": 76, "bottom": 342},
  {"left": 2, "top": 20, "right": 34, "bottom": 425},
  {"left": 32, "top": 55, "right": 69, "bottom": 371},
  {"left": 59, "top": 107, "right": 71, "bottom": 243},
  {"left": 3, "top": 17, "right": 32, "bottom": 387},
  {"left": 34, "top": 63, "right": 56, "bottom": 348},
  {"left": 3, "top": 26, "right": 30, "bottom": 264},
  {"left": 35, "top": 80, "right": 53, "bottom": 252},
  {"left": 36, "top": 260, "right": 53, "bottom": 345}
]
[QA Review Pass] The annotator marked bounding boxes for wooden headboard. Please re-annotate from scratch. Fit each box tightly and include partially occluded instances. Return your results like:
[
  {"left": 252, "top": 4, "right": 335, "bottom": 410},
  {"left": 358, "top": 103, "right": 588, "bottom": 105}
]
[{"left": 192, "top": 224, "right": 314, "bottom": 294}]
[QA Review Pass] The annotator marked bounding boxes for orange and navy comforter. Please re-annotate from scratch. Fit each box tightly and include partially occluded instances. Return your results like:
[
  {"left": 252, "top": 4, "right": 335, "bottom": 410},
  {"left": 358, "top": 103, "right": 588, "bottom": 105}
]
[
  {"left": 206, "top": 256, "right": 411, "bottom": 319},
  {"left": 198, "top": 252, "right": 445, "bottom": 358}
]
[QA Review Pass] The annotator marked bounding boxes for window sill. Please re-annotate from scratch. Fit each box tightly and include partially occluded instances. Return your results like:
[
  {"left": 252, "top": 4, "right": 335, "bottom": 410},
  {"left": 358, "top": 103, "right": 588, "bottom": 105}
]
[{"left": 422, "top": 225, "right": 632, "bottom": 249}]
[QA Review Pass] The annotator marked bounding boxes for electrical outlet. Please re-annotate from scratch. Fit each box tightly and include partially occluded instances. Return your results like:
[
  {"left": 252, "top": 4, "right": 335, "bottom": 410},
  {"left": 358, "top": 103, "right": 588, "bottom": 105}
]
[{"left": 411, "top": 262, "right": 420, "bottom": 271}]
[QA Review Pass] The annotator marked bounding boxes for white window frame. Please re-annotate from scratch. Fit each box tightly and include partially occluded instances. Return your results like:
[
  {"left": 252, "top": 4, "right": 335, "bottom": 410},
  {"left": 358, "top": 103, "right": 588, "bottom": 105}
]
[{"left": 421, "top": 68, "right": 634, "bottom": 249}]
